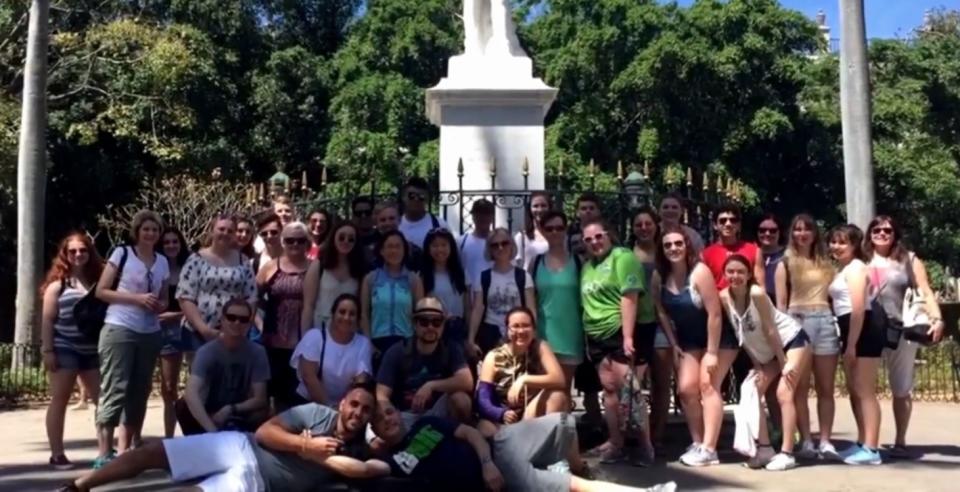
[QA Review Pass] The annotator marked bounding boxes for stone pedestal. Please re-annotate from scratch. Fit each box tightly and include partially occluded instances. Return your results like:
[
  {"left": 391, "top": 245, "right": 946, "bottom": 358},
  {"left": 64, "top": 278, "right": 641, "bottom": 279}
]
[{"left": 426, "top": 54, "right": 557, "bottom": 234}]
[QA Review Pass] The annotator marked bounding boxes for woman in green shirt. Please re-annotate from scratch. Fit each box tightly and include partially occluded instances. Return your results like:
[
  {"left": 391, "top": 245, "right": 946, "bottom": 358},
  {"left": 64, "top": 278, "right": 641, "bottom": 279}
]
[
  {"left": 580, "top": 220, "right": 657, "bottom": 465},
  {"left": 531, "top": 211, "right": 583, "bottom": 392}
]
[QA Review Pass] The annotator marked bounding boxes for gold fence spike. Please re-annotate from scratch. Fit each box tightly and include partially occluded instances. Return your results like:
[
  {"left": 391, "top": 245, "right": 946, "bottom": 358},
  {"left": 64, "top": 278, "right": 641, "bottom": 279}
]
[
  {"left": 617, "top": 160, "right": 624, "bottom": 181},
  {"left": 644, "top": 161, "right": 651, "bottom": 179},
  {"left": 489, "top": 157, "right": 497, "bottom": 177},
  {"left": 301, "top": 170, "right": 308, "bottom": 192},
  {"left": 588, "top": 158, "right": 596, "bottom": 177},
  {"left": 320, "top": 166, "right": 328, "bottom": 187},
  {"left": 686, "top": 167, "right": 693, "bottom": 187},
  {"left": 702, "top": 171, "right": 709, "bottom": 191},
  {"left": 558, "top": 156, "right": 565, "bottom": 177}
]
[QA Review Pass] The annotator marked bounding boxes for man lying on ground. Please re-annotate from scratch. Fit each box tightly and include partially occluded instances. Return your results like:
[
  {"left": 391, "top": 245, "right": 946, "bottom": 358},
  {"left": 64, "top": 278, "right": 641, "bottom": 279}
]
[
  {"left": 370, "top": 400, "right": 679, "bottom": 492},
  {"left": 59, "top": 379, "right": 385, "bottom": 492}
]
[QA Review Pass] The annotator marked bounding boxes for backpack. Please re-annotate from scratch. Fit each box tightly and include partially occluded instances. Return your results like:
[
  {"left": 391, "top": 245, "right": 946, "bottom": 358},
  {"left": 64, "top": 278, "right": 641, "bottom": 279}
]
[
  {"left": 530, "top": 253, "right": 582, "bottom": 283},
  {"left": 480, "top": 267, "right": 528, "bottom": 313},
  {"left": 74, "top": 246, "right": 129, "bottom": 341}
]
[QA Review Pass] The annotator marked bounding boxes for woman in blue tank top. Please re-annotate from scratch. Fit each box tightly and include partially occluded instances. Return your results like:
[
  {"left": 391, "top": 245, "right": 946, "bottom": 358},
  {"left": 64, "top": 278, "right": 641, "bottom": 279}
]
[
  {"left": 652, "top": 225, "right": 738, "bottom": 468},
  {"left": 361, "top": 230, "right": 424, "bottom": 357}
]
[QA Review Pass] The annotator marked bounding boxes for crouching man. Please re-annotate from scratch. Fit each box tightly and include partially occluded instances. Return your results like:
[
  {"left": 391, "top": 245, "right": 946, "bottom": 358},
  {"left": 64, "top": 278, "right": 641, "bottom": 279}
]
[
  {"left": 370, "top": 400, "right": 678, "bottom": 492},
  {"left": 59, "top": 377, "right": 385, "bottom": 492}
]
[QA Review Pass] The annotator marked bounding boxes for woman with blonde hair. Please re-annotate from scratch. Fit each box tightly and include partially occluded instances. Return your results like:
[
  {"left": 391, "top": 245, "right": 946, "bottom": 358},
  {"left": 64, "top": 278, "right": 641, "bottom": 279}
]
[
  {"left": 41, "top": 232, "right": 104, "bottom": 469},
  {"left": 774, "top": 214, "right": 838, "bottom": 460}
]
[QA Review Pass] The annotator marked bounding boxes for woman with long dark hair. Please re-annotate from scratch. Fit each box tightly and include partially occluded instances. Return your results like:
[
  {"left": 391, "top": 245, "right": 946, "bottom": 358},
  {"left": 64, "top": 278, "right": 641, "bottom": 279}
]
[
  {"left": 864, "top": 215, "right": 943, "bottom": 460},
  {"left": 41, "top": 232, "right": 104, "bottom": 469},
  {"left": 775, "top": 214, "right": 839, "bottom": 460},
  {"left": 720, "top": 254, "right": 811, "bottom": 471},
  {"left": 306, "top": 208, "right": 333, "bottom": 261},
  {"left": 514, "top": 192, "right": 551, "bottom": 270},
  {"left": 236, "top": 216, "right": 256, "bottom": 260},
  {"left": 419, "top": 228, "right": 469, "bottom": 342},
  {"left": 828, "top": 224, "right": 884, "bottom": 465},
  {"left": 757, "top": 214, "right": 785, "bottom": 302},
  {"left": 155, "top": 227, "right": 190, "bottom": 439},
  {"left": 652, "top": 225, "right": 736, "bottom": 467},
  {"left": 301, "top": 221, "right": 367, "bottom": 331}
]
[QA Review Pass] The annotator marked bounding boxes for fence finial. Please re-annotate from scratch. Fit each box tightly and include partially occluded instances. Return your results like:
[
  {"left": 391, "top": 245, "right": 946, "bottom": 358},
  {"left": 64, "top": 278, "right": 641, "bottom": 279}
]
[
  {"left": 320, "top": 165, "right": 328, "bottom": 188},
  {"left": 702, "top": 171, "right": 709, "bottom": 192},
  {"left": 686, "top": 167, "right": 693, "bottom": 187},
  {"left": 558, "top": 156, "right": 565, "bottom": 177},
  {"left": 489, "top": 157, "right": 497, "bottom": 178},
  {"left": 617, "top": 160, "right": 624, "bottom": 181},
  {"left": 588, "top": 158, "right": 596, "bottom": 178},
  {"left": 643, "top": 161, "right": 650, "bottom": 179},
  {"left": 301, "top": 170, "right": 308, "bottom": 192},
  {"left": 457, "top": 157, "right": 464, "bottom": 178},
  {"left": 523, "top": 157, "right": 530, "bottom": 177}
]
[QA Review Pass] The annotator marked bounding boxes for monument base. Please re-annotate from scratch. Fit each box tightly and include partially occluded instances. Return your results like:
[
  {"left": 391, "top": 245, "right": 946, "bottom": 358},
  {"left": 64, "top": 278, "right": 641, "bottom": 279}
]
[{"left": 426, "top": 54, "right": 557, "bottom": 235}]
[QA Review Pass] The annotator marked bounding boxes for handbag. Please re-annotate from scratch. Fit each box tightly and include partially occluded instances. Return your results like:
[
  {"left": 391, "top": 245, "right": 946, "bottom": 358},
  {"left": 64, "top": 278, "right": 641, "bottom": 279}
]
[
  {"left": 74, "top": 246, "right": 128, "bottom": 341},
  {"left": 619, "top": 370, "right": 647, "bottom": 434},
  {"left": 901, "top": 254, "right": 934, "bottom": 346}
]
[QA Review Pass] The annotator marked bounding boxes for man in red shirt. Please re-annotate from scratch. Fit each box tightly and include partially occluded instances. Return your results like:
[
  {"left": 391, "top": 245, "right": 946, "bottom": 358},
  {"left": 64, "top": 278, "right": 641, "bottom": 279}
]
[{"left": 701, "top": 204, "right": 766, "bottom": 290}]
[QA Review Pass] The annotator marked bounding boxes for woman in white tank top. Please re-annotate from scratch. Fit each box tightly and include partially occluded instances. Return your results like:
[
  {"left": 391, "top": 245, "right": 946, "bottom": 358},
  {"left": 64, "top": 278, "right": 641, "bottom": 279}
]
[{"left": 720, "top": 254, "right": 812, "bottom": 471}]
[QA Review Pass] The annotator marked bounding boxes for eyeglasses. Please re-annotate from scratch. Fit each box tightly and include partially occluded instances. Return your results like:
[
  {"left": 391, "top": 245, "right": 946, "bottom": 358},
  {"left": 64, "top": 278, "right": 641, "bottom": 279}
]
[
  {"left": 871, "top": 227, "right": 893, "bottom": 236},
  {"left": 337, "top": 235, "right": 356, "bottom": 244},
  {"left": 544, "top": 225, "right": 565, "bottom": 233},
  {"left": 67, "top": 248, "right": 88, "bottom": 256},
  {"left": 718, "top": 217, "right": 740, "bottom": 225},
  {"left": 758, "top": 227, "right": 779, "bottom": 234},
  {"left": 583, "top": 233, "right": 607, "bottom": 244},
  {"left": 259, "top": 229, "right": 280, "bottom": 238},
  {"left": 663, "top": 240, "right": 685, "bottom": 250},
  {"left": 283, "top": 237, "right": 309, "bottom": 246},
  {"left": 490, "top": 240, "right": 511, "bottom": 250},
  {"left": 406, "top": 192, "right": 426, "bottom": 202},
  {"left": 416, "top": 317, "right": 444, "bottom": 328},
  {"left": 223, "top": 313, "right": 251, "bottom": 324}
]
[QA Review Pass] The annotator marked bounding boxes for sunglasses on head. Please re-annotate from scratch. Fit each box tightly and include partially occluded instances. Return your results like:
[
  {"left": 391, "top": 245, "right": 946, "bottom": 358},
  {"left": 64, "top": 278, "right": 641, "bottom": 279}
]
[
  {"left": 718, "top": 216, "right": 740, "bottom": 225},
  {"left": 416, "top": 317, "right": 444, "bottom": 328},
  {"left": 872, "top": 227, "right": 893, "bottom": 235},
  {"left": 259, "top": 229, "right": 279, "bottom": 238},
  {"left": 223, "top": 313, "right": 251, "bottom": 324},
  {"left": 283, "top": 237, "right": 309, "bottom": 246}
]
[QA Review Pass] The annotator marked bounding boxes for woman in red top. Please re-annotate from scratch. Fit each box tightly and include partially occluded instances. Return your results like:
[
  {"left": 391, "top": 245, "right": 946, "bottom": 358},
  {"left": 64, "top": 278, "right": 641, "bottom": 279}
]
[{"left": 701, "top": 205, "right": 765, "bottom": 290}]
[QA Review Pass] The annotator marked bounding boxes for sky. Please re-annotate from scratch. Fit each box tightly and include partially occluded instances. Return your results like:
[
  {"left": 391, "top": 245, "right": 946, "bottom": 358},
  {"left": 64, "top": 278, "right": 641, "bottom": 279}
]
[{"left": 672, "top": 0, "right": 960, "bottom": 39}]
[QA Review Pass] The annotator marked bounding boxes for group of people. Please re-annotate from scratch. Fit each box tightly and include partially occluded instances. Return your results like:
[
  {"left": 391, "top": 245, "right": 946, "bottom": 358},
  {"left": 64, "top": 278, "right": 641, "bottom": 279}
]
[{"left": 40, "top": 176, "right": 945, "bottom": 491}]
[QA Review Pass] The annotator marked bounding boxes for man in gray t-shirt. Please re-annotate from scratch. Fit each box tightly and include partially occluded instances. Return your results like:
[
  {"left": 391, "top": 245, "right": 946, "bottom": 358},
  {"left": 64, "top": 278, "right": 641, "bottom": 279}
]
[
  {"left": 68, "top": 383, "right": 388, "bottom": 492},
  {"left": 176, "top": 301, "right": 271, "bottom": 435}
]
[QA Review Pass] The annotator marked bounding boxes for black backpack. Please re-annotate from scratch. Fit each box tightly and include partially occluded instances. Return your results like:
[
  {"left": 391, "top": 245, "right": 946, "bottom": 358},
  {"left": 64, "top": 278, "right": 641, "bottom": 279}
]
[
  {"left": 479, "top": 267, "right": 528, "bottom": 312},
  {"left": 74, "top": 246, "right": 129, "bottom": 341}
]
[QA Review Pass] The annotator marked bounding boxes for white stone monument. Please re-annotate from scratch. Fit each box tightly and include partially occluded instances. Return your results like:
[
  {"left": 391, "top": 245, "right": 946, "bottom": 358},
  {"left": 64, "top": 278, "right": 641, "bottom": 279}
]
[{"left": 426, "top": 0, "right": 557, "bottom": 234}]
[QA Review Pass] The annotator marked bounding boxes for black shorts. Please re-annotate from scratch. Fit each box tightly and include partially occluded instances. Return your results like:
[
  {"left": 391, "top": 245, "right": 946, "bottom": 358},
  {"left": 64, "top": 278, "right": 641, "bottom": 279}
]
[
  {"left": 783, "top": 329, "right": 810, "bottom": 351},
  {"left": 676, "top": 317, "right": 739, "bottom": 352},
  {"left": 837, "top": 313, "right": 884, "bottom": 358},
  {"left": 586, "top": 323, "right": 656, "bottom": 366}
]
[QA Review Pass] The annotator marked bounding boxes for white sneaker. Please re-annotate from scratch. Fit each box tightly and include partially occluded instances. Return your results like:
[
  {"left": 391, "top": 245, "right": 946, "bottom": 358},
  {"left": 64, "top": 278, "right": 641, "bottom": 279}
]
[
  {"left": 795, "top": 440, "right": 817, "bottom": 459},
  {"left": 765, "top": 452, "right": 797, "bottom": 471},
  {"left": 819, "top": 441, "right": 841, "bottom": 461},
  {"left": 744, "top": 446, "right": 776, "bottom": 469},
  {"left": 680, "top": 446, "right": 719, "bottom": 467},
  {"left": 647, "top": 482, "right": 678, "bottom": 492},
  {"left": 679, "top": 442, "right": 701, "bottom": 463}
]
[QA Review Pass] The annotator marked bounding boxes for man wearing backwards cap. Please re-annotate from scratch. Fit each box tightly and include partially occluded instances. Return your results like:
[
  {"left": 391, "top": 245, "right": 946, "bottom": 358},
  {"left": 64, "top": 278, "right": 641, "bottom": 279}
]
[{"left": 375, "top": 297, "right": 474, "bottom": 429}]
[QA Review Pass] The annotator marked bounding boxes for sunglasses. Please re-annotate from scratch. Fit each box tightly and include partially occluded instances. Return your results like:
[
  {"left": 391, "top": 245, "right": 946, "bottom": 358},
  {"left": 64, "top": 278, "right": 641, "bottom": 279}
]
[
  {"left": 490, "top": 240, "right": 511, "bottom": 250},
  {"left": 663, "top": 240, "right": 685, "bottom": 250},
  {"left": 544, "top": 225, "right": 565, "bottom": 233},
  {"left": 67, "top": 248, "right": 88, "bottom": 255},
  {"left": 871, "top": 227, "right": 893, "bottom": 235},
  {"left": 583, "top": 233, "right": 607, "bottom": 244},
  {"left": 223, "top": 313, "right": 251, "bottom": 324},
  {"left": 718, "top": 217, "right": 740, "bottom": 225},
  {"left": 283, "top": 237, "right": 309, "bottom": 246},
  {"left": 259, "top": 229, "right": 280, "bottom": 238},
  {"left": 406, "top": 192, "right": 426, "bottom": 202},
  {"left": 416, "top": 317, "right": 444, "bottom": 328},
  {"left": 758, "top": 227, "right": 779, "bottom": 234}
]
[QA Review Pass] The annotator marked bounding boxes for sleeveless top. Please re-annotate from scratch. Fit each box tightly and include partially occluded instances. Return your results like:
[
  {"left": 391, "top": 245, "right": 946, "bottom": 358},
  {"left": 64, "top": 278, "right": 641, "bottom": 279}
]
[
  {"left": 723, "top": 289, "right": 802, "bottom": 363},
  {"left": 263, "top": 265, "right": 306, "bottom": 349},
  {"left": 312, "top": 268, "right": 360, "bottom": 328},
  {"left": 534, "top": 255, "right": 583, "bottom": 359},
  {"left": 784, "top": 255, "right": 833, "bottom": 310},
  {"left": 868, "top": 255, "right": 911, "bottom": 324},
  {"left": 490, "top": 341, "right": 546, "bottom": 408},
  {"left": 370, "top": 268, "right": 415, "bottom": 339},
  {"left": 762, "top": 248, "right": 785, "bottom": 301},
  {"left": 53, "top": 278, "right": 96, "bottom": 355},
  {"left": 177, "top": 252, "right": 257, "bottom": 335},
  {"left": 829, "top": 259, "right": 872, "bottom": 317},
  {"left": 660, "top": 272, "right": 706, "bottom": 337}
]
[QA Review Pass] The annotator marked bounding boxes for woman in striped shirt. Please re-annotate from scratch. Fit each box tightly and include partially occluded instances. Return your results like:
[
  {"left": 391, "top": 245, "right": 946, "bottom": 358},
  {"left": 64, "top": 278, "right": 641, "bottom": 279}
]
[{"left": 40, "top": 232, "right": 104, "bottom": 470}]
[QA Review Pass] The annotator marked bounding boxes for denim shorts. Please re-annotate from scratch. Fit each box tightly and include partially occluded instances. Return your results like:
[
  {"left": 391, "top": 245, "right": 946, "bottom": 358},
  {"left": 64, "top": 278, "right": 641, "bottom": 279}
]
[
  {"left": 653, "top": 325, "right": 672, "bottom": 350},
  {"left": 53, "top": 347, "right": 99, "bottom": 371},
  {"left": 790, "top": 308, "right": 839, "bottom": 356}
]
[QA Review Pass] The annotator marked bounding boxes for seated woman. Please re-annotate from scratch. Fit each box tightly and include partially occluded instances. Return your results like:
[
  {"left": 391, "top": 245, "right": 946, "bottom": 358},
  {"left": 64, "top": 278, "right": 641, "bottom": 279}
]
[
  {"left": 476, "top": 307, "right": 567, "bottom": 437},
  {"left": 719, "top": 254, "right": 812, "bottom": 471},
  {"left": 291, "top": 294, "right": 374, "bottom": 406}
]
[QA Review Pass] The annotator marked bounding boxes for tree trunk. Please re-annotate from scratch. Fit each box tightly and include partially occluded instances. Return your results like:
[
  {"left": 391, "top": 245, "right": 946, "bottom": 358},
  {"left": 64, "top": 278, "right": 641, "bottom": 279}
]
[{"left": 13, "top": 0, "right": 50, "bottom": 370}]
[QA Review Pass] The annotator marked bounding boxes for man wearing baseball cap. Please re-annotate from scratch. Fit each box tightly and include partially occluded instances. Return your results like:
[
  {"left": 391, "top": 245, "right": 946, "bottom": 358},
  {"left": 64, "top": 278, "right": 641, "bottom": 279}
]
[{"left": 376, "top": 297, "right": 474, "bottom": 429}]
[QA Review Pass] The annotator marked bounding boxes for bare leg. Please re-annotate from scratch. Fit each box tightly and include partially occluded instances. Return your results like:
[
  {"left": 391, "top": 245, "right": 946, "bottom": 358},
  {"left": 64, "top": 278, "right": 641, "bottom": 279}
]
[
  {"left": 649, "top": 348, "right": 673, "bottom": 448},
  {"left": 446, "top": 391, "right": 474, "bottom": 423},
  {"left": 562, "top": 364, "right": 577, "bottom": 410},
  {"left": 598, "top": 357, "right": 630, "bottom": 449},
  {"left": 524, "top": 389, "right": 569, "bottom": 419},
  {"left": 855, "top": 358, "right": 882, "bottom": 449},
  {"left": 77, "top": 369, "right": 101, "bottom": 408},
  {"left": 793, "top": 365, "right": 814, "bottom": 443},
  {"left": 74, "top": 441, "right": 170, "bottom": 491},
  {"left": 701, "top": 349, "right": 737, "bottom": 452},
  {"left": 677, "top": 351, "right": 705, "bottom": 445},
  {"left": 778, "top": 346, "right": 810, "bottom": 454},
  {"left": 46, "top": 369, "right": 79, "bottom": 457},
  {"left": 843, "top": 359, "right": 864, "bottom": 444},
  {"left": 893, "top": 396, "right": 912, "bottom": 447},
  {"left": 477, "top": 419, "right": 500, "bottom": 439},
  {"left": 159, "top": 353, "right": 183, "bottom": 438},
  {"left": 754, "top": 365, "right": 780, "bottom": 447},
  {"left": 812, "top": 354, "right": 838, "bottom": 444}
]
